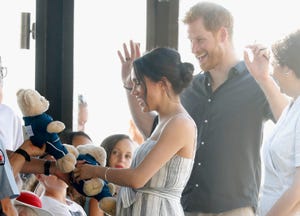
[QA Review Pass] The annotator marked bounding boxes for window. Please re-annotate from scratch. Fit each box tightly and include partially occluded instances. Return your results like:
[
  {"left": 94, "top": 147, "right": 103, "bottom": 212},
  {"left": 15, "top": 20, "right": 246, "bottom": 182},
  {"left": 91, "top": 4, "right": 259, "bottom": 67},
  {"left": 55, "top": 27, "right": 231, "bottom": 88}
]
[
  {"left": 74, "top": 1, "right": 146, "bottom": 141},
  {"left": 0, "top": 1, "right": 35, "bottom": 116}
]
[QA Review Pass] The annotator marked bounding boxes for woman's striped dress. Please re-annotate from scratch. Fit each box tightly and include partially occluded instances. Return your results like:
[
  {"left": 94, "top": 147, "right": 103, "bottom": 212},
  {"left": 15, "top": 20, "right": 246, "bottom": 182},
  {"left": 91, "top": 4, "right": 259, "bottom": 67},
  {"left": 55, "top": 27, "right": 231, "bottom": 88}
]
[{"left": 117, "top": 135, "right": 196, "bottom": 216}]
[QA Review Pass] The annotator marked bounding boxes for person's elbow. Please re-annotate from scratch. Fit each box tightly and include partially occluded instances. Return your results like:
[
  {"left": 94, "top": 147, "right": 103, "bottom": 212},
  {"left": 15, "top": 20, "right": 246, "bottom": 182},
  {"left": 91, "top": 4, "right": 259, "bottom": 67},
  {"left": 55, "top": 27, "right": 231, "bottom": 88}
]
[
  {"left": 130, "top": 182, "right": 145, "bottom": 189},
  {"left": 128, "top": 173, "right": 147, "bottom": 189}
]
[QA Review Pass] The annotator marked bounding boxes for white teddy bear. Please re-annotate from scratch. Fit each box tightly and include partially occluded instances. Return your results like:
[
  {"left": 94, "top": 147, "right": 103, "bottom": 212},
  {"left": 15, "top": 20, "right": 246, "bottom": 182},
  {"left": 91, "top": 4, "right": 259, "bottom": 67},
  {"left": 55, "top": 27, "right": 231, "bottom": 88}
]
[{"left": 65, "top": 144, "right": 116, "bottom": 216}]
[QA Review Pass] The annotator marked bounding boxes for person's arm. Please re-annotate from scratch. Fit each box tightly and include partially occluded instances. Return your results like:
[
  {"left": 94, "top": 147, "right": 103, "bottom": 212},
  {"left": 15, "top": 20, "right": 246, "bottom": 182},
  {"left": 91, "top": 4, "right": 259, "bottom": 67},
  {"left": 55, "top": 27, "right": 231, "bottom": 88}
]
[
  {"left": 0, "top": 197, "right": 18, "bottom": 216},
  {"left": 7, "top": 140, "right": 70, "bottom": 184},
  {"left": 266, "top": 167, "right": 300, "bottom": 215},
  {"left": 8, "top": 139, "right": 46, "bottom": 177},
  {"left": 74, "top": 116, "right": 196, "bottom": 188},
  {"left": 244, "top": 45, "right": 289, "bottom": 121},
  {"left": 22, "top": 158, "right": 70, "bottom": 185},
  {"left": 117, "top": 40, "right": 157, "bottom": 138},
  {"left": 89, "top": 198, "right": 104, "bottom": 216}
]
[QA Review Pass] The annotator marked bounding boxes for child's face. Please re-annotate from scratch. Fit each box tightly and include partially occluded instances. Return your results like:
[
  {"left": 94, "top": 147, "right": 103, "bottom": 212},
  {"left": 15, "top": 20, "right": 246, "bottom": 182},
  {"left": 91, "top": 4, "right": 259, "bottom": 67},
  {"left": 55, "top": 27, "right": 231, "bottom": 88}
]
[{"left": 108, "top": 139, "right": 134, "bottom": 169}]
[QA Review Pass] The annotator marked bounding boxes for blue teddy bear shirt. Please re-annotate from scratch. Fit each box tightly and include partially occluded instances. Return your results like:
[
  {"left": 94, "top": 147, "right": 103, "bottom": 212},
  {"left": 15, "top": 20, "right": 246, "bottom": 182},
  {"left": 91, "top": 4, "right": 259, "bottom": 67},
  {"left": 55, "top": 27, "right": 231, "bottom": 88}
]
[
  {"left": 23, "top": 113, "right": 68, "bottom": 159},
  {"left": 71, "top": 153, "right": 113, "bottom": 201}
]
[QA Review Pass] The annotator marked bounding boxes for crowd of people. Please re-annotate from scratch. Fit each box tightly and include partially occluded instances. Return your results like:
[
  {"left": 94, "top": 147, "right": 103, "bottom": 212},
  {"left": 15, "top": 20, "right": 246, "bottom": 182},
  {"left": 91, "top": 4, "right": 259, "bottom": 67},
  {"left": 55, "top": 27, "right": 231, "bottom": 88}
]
[{"left": 1, "top": 1, "right": 300, "bottom": 216}]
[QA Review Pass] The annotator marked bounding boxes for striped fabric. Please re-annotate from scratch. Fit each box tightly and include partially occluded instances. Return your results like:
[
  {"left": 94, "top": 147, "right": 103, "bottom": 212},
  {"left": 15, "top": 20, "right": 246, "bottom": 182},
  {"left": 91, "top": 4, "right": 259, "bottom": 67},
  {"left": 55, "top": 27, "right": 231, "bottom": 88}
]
[{"left": 117, "top": 137, "right": 195, "bottom": 216}]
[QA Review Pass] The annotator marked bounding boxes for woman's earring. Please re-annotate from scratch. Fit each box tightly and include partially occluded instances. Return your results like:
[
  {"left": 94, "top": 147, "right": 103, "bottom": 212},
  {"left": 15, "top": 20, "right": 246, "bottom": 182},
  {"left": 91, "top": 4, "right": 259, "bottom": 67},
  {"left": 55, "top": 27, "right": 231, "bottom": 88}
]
[{"left": 284, "top": 70, "right": 290, "bottom": 76}]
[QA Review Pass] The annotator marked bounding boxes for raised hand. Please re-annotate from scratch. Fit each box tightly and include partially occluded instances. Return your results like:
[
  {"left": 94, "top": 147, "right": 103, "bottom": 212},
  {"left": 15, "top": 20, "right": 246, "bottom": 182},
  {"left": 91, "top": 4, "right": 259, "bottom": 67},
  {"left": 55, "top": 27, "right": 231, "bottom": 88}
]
[
  {"left": 244, "top": 44, "right": 271, "bottom": 83},
  {"left": 117, "top": 40, "right": 141, "bottom": 87}
]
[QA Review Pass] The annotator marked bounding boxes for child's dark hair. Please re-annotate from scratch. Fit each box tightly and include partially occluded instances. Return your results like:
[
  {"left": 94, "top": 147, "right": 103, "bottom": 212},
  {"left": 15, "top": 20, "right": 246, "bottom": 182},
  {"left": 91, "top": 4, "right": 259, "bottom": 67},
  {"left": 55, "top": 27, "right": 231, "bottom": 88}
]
[{"left": 59, "top": 129, "right": 92, "bottom": 145}]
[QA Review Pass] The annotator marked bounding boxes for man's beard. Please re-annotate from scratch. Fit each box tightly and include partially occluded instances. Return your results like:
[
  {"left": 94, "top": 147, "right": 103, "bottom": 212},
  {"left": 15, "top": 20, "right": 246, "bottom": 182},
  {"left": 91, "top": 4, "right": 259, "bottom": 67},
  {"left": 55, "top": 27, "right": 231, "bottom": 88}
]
[{"left": 199, "top": 45, "right": 223, "bottom": 72}]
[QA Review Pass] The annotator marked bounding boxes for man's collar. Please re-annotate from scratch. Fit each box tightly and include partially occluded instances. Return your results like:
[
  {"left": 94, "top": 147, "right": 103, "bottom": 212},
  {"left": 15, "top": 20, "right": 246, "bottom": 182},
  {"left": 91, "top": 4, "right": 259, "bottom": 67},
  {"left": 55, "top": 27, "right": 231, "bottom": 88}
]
[{"left": 204, "top": 61, "right": 246, "bottom": 81}]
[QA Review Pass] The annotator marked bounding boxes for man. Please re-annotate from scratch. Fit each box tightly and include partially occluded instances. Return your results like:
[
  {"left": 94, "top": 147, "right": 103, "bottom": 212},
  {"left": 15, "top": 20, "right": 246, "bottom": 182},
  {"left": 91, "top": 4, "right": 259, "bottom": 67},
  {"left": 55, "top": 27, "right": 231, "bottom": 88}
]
[
  {"left": 119, "top": 2, "right": 288, "bottom": 216},
  {"left": 0, "top": 58, "right": 24, "bottom": 216}
]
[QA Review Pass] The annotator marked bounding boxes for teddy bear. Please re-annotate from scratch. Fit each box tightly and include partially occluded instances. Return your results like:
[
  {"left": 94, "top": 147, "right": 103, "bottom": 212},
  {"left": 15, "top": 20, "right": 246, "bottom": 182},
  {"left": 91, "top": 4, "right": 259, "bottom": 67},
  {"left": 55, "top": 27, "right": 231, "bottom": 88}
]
[
  {"left": 64, "top": 143, "right": 116, "bottom": 216},
  {"left": 16, "top": 88, "right": 76, "bottom": 173}
]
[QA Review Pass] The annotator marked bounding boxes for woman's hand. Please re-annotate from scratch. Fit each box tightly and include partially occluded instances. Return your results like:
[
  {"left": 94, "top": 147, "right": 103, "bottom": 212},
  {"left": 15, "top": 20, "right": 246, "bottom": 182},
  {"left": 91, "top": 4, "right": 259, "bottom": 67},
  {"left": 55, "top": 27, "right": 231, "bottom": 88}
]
[
  {"left": 73, "top": 160, "right": 98, "bottom": 181},
  {"left": 244, "top": 44, "right": 271, "bottom": 83},
  {"left": 117, "top": 40, "right": 141, "bottom": 87}
]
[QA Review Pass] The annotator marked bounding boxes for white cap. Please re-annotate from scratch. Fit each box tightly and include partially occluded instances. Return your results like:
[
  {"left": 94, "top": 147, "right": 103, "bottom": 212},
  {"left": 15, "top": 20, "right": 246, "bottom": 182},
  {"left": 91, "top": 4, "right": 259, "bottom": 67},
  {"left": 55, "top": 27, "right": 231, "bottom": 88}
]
[{"left": 14, "top": 191, "right": 53, "bottom": 216}]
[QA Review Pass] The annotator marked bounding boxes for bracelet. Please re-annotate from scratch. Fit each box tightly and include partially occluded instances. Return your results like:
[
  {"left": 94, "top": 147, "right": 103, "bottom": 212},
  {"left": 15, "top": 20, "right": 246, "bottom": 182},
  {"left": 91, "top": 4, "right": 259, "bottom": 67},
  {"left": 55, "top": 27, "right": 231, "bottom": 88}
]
[
  {"left": 123, "top": 85, "right": 133, "bottom": 91},
  {"left": 104, "top": 167, "right": 110, "bottom": 181},
  {"left": 15, "top": 148, "right": 31, "bottom": 161},
  {"left": 44, "top": 160, "right": 51, "bottom": 176}
]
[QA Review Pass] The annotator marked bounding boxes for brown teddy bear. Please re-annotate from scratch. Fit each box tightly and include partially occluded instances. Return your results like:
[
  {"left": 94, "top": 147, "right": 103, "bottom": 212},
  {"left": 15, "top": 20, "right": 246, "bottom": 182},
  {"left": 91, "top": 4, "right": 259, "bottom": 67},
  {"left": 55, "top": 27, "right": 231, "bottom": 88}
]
[
  {"left": 16, "top": 88, "right": 76, "bottom": 173},
  {"left": 65, "top": 144, "right": 116, "bottom": 216}
]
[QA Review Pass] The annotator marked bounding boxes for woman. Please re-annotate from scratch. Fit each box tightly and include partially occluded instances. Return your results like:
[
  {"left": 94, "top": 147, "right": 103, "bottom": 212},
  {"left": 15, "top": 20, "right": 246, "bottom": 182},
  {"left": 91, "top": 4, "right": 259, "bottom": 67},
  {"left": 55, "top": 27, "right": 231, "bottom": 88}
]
[
  {"left": 245, "top": 29, "right": 300, "bottom": 216},
  {"left": 74, "top": 46, "right": 197, "bottom": 216}
]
